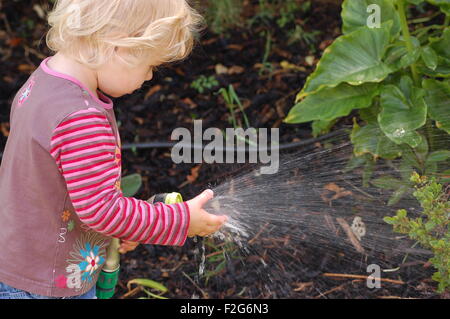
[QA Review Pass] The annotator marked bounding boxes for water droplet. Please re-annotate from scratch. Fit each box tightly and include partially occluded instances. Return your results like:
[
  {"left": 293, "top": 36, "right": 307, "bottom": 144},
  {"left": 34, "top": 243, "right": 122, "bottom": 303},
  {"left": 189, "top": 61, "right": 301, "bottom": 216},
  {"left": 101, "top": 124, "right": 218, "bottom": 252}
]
[{"left": 393, "top": 128, "right": 406, "bottom": 138}]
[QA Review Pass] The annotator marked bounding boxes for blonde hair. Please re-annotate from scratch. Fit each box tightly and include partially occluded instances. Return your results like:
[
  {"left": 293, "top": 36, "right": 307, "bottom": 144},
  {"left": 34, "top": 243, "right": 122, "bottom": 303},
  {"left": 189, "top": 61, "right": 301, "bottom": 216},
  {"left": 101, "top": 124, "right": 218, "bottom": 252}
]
[{"left": 46, "top": 0, "right": 205, "bottom": 68}]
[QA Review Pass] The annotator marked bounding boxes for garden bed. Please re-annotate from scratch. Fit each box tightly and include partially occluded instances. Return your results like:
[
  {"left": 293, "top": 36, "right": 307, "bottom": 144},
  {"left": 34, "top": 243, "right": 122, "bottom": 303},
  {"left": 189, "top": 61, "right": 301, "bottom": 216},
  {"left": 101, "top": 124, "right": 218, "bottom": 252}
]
[{"left": 0, "top": 0, "right": 445, "bottom": 299}]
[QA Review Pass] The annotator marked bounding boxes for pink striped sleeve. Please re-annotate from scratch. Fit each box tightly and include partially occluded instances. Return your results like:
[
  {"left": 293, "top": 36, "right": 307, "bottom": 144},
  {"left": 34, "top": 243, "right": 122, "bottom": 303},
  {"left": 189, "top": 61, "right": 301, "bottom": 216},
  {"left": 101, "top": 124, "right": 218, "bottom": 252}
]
[{"left": 50, "top": 108, "right": 190, "bottom": 246}]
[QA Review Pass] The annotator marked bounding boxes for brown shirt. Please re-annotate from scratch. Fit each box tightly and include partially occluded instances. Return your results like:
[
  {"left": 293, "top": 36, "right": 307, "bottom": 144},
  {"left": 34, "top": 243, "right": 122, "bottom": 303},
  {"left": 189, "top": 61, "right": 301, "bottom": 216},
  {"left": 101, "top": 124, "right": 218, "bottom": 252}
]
[{"left": 0, "top": 57, "right": 190, "bottom": 297}]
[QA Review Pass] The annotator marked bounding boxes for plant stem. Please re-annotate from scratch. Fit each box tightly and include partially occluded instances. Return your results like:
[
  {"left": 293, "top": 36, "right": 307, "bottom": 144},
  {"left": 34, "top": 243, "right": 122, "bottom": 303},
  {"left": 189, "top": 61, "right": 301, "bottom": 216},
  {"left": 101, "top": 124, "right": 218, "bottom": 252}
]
[{"left": 397, "top": 0, "right": 420, "bottom": 86}]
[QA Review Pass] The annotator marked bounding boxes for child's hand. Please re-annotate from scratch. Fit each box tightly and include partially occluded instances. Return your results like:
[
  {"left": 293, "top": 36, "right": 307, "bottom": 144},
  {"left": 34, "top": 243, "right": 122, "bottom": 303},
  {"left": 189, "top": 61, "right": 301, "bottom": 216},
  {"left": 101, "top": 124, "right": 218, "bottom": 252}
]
[
  {"left": 186, "top": 189, "right": 227, "bottom": 238},
  {"left": 118, "top": 240, "right": 139, "bottom": 254}
]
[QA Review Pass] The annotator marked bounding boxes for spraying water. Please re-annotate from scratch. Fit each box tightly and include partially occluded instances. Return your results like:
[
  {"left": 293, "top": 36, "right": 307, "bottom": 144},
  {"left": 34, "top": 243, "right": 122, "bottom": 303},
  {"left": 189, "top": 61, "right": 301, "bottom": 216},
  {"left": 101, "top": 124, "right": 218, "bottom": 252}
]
[{"left": 192, "top": 127, "right": 449, "bottom": 298}]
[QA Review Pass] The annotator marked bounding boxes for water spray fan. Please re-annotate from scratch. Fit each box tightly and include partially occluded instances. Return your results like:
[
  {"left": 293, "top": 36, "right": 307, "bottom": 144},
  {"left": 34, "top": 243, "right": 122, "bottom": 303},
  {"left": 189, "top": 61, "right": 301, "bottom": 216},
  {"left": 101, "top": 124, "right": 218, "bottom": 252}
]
[{"left": 96, "top": 192, "right": 183, "bottom": 299}]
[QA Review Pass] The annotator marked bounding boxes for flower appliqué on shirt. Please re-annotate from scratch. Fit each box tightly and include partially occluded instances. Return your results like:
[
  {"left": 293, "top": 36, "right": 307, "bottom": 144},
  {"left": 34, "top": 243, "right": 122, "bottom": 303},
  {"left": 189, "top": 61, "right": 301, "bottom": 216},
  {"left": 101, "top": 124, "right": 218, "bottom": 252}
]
[
  {"left": 78, "top": 243, "right": 105, "bottom": 282},
  {"left": 55, "top": 231, "right": 107, "bottom": 292},
  {"left": 17, "top": 77, "right": 35, "bottom": 107}
]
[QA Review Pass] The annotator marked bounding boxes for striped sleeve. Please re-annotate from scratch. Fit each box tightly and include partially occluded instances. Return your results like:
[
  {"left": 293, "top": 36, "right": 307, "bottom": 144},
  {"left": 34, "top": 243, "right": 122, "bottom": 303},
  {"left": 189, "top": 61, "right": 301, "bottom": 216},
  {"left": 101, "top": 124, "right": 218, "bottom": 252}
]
[{"left": 50, "top": 107, "right": 190, "bottom": 246}]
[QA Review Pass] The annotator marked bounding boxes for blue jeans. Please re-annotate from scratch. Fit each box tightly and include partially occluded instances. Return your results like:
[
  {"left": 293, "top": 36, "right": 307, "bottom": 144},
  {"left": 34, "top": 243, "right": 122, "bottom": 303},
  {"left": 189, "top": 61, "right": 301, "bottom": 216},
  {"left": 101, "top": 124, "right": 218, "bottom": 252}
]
[{"left": 0, "top": 281, "right": 97, "bottom": 299}]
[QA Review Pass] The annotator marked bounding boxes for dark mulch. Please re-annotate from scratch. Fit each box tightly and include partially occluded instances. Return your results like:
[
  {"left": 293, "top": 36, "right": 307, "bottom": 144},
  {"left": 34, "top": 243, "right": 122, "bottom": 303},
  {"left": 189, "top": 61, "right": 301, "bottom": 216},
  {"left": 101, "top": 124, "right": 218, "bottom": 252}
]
[{"left": 0, "top": 1, "right": 443, "bottom": 299}]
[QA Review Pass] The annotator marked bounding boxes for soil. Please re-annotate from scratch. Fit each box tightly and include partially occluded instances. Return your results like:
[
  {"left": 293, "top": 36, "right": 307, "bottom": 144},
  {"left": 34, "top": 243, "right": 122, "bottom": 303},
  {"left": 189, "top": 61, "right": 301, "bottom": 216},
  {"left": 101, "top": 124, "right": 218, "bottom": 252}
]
[{"left": 0, "top": 1, "right": 445, "bottom": 299}]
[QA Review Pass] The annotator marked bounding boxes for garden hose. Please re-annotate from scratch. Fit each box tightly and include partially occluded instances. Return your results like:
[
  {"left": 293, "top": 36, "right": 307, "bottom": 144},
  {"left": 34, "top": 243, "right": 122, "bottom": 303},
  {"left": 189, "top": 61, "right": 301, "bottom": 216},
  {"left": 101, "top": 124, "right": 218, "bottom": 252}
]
[{"left": 95, "top": 192, "right": 184, "bottom": 299}]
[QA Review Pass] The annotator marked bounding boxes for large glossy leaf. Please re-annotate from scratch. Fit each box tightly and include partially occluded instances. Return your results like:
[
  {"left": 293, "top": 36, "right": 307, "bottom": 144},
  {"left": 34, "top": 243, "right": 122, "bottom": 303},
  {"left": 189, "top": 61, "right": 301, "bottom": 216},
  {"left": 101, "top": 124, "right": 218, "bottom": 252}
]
[
  {"left": 378, "top": 82, "right": 427, "bottom": 148},
  {"left": 423, "top": 79, "right": 450, "bottom": 134},
  {"left": 429, "top": 28, "right": 450, "bottom": 59},
  {"left": 342, "top": 0, "right": 401, "bottom": 36},
  {"left": 384, "top": 37, "right": 421, "bottom": 71},
  {"left": 285, "top": 83, "right": 379, "bottom": 124},
  {"left": 351, "top": 122, "right": 402, "bottom": 159},
  {"left": 418, "top": 28, "right": 450, "bottom": 77},
  {"left": 421, "top": 46, "right": 438, "bottom": 70},
  {"left": 297, "top": 21, "right": 393, "bottom": 100}
]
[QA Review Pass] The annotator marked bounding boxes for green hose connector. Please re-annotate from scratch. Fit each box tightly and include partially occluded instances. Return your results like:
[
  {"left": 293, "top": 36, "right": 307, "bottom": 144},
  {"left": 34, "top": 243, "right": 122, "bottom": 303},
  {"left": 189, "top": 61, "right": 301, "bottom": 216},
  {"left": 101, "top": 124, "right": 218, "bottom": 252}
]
[
  {"left": 96, "top": 267, "right": 120, "bottom": 299},
  {"left": 96, "top": 192, "right": 183, "bottom": 299}
]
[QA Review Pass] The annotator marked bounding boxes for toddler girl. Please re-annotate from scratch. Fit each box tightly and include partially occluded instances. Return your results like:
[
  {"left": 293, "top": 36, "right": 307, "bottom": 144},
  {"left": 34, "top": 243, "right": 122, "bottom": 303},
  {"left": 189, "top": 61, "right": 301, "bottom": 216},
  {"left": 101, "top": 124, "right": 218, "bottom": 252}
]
[{"left": 0, "top": 0, "right": 227, "bottom": 299}]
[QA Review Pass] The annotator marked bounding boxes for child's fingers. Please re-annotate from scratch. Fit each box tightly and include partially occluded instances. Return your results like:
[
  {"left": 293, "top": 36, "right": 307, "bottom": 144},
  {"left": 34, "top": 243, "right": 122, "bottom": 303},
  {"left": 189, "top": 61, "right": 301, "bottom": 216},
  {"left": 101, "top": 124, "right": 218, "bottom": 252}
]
[
  {"left": 119, "top": 240, "right": 139, "bottom": 253},
  {"left": 205, "top": 211, "right": 228, "bottom": 226}
]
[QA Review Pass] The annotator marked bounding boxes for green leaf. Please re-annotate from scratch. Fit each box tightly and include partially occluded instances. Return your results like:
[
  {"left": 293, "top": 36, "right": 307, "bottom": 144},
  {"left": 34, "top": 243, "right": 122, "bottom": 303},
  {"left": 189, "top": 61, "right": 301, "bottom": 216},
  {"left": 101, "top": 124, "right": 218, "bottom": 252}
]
[
  {"left": 285, "top": 83, "right": 379, "bottom": 123},
  {"left": 127, "top": 279, "right": 168, "bottom": 293},
  {"left": 426, "top": 150, "right": 450, "bottom": 162},
  {"left": 297, "top": 21, "right": 393, "bottom": 99},
  {"left": 142, "top": 288, "right": 169, "bottom": 299},
  {"left": 351, "top": 122, "right": 402, "bottom": 159},
  {"left": 121, "top": 173, "right": 143, "bottom": 197},
  {"left": 400, "top": 144, "right": 422, "bottom": 170},
  {"left": 371, "top": 176, "right": 406, "bottom": 190},
  {"left": 413, "top": 134, "right": 429, "bottom": 164},
  {"left": 362, "top": 157, "right": 375, "bottom": 187},
  {"left": 407, "top": 0, "right": 425, "bottom": 4},
  {"left": 426, "top": 0, "right": 450, "bottom": 15},
  {"left": 430, "top": 28, "right": 450, "bottom": 59},
  {"left": 384, "top": 38, "right": 421, "bottom": 71},
  {"left": 388, "top": 185, "right": 410, "bottom": 206},
  {"left": 344, "top": 154, "right": 369, "bottom": 173},
  {"left": 383, "top": 216, "right": 397, "bottom": 225},
  {"left": 311, "top": 119, "right": 337, "bottom": 137},
  {"left": 425, "top": 220, "right": 437, "bottom": 231},
  {"left": 397, "top": 209, "right": 408, "bottom": 218},
  {"left": 341, "top": 0, "right": 401, "bottom": 36},
  {"left": 421, "top": 46, "right": 438, "bottom": 70},
  {"left": 378, "top": 82, "right": 427, "bottom": 147},
  {"left": 422, "top": 79, "right": 450, "bottom": 134}
]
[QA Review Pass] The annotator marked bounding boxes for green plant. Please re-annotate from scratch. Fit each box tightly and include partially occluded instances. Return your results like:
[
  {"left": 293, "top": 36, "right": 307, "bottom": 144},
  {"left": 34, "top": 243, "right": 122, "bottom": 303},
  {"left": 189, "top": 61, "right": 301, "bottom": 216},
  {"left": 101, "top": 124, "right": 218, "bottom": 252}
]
[
  {"left": 247, "top": 0, "right": 278, "bottom": 28},
  {"left": 200, "top": 238, "right": 241, "bottom": 286},
  {"left": 276, "top": 0, "right": 302, "bottom": 28},
  {"left": 258, "top": 30, "right": 275, "bottom": 77},
  {"left": 204, "top": 0, "right": 244, "bottom": 35},
  {"left": 285, "top": 0, "right": 450, "bottom": 203},
  {"left": 191, "top": 75, "right": 219, "bottom": 94},
  {"left": 384, "top": 172, "right": 450, "bottom": 293},
  {"left": 217, "top": 84, "right": 250, "bottom": 129},
  {"left": 286, "top": 24, "right": 321, "bottom": 50},
  {"left": 127, "top": 278, "right": 169, "bottom": 299}
]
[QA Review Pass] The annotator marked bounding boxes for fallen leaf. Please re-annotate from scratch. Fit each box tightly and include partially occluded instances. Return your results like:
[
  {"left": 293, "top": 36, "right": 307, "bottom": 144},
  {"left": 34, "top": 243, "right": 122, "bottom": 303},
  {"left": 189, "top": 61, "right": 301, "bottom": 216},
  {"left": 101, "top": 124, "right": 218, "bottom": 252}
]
[
  {"left": 186, "top": 164, "right": 201, "bottom": 183},
  {"left": 319, "top": 39, "right": 334, "bottom": 51},
  {"left": 280, "top": 61, "right": 306, "bottom": 72},
  {"left": 305, "top": 56, "right": 315, "bottom": 66},
  {"left": 215, "top": 63, "right": 228, "bottom": 75},
  {"left": 181, "top": 97, "right": 197, "bottom": 109},
  {"left": 227, "top": 44, "right": 244, "bottom": 50},
  {"left": 8, "top": 37, "right": 23, "bottom": 47},
  {"left": 321, "top": 183, "right": 353, "bottom": 204},
  {"left": 336, "top": 218, "right": 365, "bottom": 254},
  {"left": 144, "top": 85, "right": 162, "bottom": 100},
  {"left": 227, "top": 65, "right": 245, "bottom": 74},
  {"left": 1, "top": 123, "right": 10, "bottom": 137},
  {"left": 134, "top": 117, "right": 145, "bottom": 125},
  {"left": 18, "top": 64, "right": 36, "bottom": 73}
]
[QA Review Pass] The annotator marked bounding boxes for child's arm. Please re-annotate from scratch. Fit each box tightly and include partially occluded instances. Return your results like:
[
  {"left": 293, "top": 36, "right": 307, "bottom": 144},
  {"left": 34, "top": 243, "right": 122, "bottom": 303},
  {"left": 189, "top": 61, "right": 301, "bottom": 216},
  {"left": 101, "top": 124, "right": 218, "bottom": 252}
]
[{"left": 50, "top": 108, "right": 190, "bottom": 246}]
